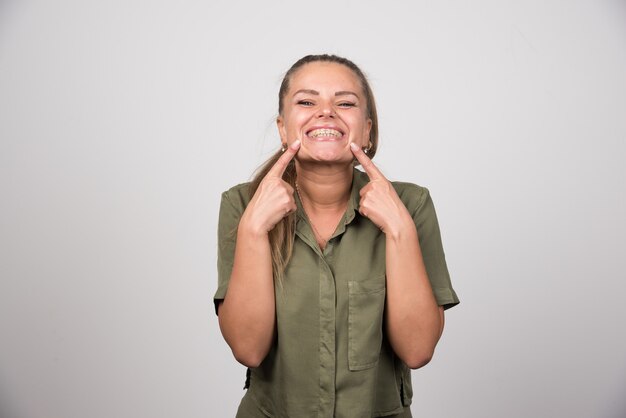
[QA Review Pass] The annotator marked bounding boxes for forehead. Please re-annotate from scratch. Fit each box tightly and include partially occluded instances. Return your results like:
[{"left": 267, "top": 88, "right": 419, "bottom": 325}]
[{"left": 289, "top": 62, "right": 363, "bottom": 94}]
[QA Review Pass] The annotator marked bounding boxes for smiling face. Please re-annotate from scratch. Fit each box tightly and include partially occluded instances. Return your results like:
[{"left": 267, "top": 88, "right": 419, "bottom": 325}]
[{"left": 277, "top": 62, "right": 372, "bottom": 165}]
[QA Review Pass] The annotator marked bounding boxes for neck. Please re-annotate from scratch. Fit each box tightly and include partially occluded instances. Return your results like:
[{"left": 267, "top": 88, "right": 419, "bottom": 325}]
[{"left": 295, "top": 161, "right": 353, "bottom": 212}]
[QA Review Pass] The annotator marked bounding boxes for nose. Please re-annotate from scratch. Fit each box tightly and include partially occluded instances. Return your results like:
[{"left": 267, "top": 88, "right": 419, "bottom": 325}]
[{"left": 317, "top": 101, "right": 335, "bottom": 118}]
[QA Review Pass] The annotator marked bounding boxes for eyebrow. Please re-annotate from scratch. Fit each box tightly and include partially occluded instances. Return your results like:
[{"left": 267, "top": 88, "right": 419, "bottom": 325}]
[
  {"left": 335, "top": 91, "right": 359, "bottom": 98},
  {"left": 293, "top": 89, "right": 359, "bottom": 98}
]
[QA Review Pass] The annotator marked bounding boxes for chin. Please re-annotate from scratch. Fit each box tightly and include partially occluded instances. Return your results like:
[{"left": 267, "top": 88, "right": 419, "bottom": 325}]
[
  {"left": 300, "top": 138, "right": 351, "bottom": 160},
  {"left": 298, "top": 150, "right": 353, "bottom": 165}
]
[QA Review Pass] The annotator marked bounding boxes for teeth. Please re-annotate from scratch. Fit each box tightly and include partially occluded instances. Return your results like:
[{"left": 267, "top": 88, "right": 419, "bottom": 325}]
[{"left": 308, "top": 128, "right": 342, "bottom": 138}]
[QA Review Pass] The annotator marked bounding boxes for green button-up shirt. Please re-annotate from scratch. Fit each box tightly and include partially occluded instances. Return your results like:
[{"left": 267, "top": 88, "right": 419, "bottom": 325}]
[{"left": 215, "top": 169, "right": 459, "bottom": 418}]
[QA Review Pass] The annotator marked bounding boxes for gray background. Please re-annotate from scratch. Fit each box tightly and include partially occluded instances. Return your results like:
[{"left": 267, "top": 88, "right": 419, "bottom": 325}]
[{"left": 1, "top": 0, "right": 625, "bottom": 417}]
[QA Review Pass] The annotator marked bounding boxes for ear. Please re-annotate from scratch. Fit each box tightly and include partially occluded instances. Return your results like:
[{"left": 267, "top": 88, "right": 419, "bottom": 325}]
[{"left": 276, "top": 115, "right": 287, "bottom": 143}]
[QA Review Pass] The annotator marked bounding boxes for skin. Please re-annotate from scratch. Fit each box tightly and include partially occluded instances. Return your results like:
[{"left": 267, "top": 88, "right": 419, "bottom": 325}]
[{"left": 218, "top": 61, "right": 445, "bottom": 369}]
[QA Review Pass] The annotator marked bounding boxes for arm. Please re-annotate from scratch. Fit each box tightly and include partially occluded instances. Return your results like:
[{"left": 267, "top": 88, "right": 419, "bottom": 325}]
[
  {"left": 217, "top": 225, "right": 276, "bottom": 368},
  {"left": 217, "top": 141, "right": 300, "bottom": 368},
  {"left": 384, "top": 219, "right": 444, "bottom": 369}
]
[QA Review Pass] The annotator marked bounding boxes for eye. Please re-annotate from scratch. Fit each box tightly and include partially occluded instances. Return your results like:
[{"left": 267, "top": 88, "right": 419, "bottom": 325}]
[
  {"left": 338, "top": 102, "right": 357, "bottom": 108},
  {"left": 297, "top": 100, "right": 314, "bottom": 106}
]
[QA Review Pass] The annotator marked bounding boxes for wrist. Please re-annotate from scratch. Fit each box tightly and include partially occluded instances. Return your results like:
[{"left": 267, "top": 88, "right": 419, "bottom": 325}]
[
  {"left": 385, "top": 214, "right": 417, "bottom": 243},
  {"left": 238, "top": 215, "right": 270, "bottom": 240}
]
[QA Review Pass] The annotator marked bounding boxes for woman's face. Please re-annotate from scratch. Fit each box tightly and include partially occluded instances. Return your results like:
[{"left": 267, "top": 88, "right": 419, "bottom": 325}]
[{"left": 277, "top": 62, "right": 372, "bottom": 165}]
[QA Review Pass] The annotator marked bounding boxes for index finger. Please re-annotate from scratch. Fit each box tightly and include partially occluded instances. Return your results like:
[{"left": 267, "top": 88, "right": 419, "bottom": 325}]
[
  {"left": 350, "top": 142, "right": 385, "bottom": 180},
  {"left": 267, "top": 140, "right": 301, "bottom": 178}
]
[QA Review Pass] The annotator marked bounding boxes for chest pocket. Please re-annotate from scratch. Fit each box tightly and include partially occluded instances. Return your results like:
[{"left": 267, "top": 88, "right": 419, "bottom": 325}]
[{"left": 348, "top": 276, "right": 386, "bottom": 371}]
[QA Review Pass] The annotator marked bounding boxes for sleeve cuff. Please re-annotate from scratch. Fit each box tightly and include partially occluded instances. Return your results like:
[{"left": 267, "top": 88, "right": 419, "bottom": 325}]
[{"left": 432, "top": 287, "right": 460, "bottom": 310}]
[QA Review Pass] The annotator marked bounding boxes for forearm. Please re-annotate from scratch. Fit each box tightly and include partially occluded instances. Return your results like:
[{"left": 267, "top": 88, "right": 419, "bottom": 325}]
[
  {"left": 384, "top": 218, "right": 443, "bottom": 369},
  {"left": 218, "top": 224, "right": 276, "bottom": 368}
]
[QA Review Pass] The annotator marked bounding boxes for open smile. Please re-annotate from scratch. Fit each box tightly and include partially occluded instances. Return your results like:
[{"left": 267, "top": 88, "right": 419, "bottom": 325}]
[{"left": 305, "top": 128, "right": 345, "bottom": 141}]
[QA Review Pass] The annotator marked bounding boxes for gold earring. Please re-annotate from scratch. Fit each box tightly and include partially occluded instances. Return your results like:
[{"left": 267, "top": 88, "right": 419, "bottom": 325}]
[{"left": 281, "top": 143, "right": 287, "bottom": 152}]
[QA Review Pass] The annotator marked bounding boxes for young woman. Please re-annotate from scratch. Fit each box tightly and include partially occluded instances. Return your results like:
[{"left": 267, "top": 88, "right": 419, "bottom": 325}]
[{"left": 214, "top": 54, "right": 459, "bottom": 418}]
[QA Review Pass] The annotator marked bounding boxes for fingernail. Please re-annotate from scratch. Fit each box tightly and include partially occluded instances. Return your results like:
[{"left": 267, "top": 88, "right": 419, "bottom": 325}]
[
  {"left": 350, "top": 142, "right": 358, "bottom": 150},
  {"left": 291, "top": 140, "right": 301, "bottom": 149}
]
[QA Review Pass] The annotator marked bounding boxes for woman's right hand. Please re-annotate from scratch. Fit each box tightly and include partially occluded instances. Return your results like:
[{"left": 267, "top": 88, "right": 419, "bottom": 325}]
[{"left": 240, "top": 140, "right": 301, "bottom": 235}]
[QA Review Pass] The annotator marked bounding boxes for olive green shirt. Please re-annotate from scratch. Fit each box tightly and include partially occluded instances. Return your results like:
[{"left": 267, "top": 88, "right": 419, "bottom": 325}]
[{"left": 215, "top": 168, "right": 459, "bottom": 418}]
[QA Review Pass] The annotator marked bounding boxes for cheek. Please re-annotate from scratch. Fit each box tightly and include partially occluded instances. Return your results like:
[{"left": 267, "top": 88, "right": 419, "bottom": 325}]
[
  {"left": 284, "top": 112, "right": 308, "bottom": 132},
  {"left": 349, "top": 118, "right": 369, "bottom": 137}
]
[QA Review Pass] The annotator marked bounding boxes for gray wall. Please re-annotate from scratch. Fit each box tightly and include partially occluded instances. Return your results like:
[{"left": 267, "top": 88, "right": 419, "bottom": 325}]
[{"left": 1, "top": 1, "right": 625, "bottom": 417}]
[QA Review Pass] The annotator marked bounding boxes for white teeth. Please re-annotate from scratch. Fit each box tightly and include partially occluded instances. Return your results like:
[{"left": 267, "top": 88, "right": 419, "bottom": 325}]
[{"left": 308, "top": 128, "right": 342, "bottom": 138}]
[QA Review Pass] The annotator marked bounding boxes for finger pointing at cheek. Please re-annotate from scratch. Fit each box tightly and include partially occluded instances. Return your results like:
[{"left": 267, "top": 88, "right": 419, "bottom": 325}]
[
  {"left": 350, "top": 142, "right": 385, "bottom": 181},
  {"left": 267, "top": 140, "right": 301, "bottom": 178},
  {"left": 240, "top": 140, "right": 301, "bottom": 235},
  {"left": 350, "top": 142, "right": 412, "bottom": 236}
]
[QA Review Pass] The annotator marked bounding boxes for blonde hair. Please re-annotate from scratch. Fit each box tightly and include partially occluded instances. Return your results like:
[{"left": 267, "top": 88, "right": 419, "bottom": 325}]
[{"left": 249, "top": 54, "right": 379, "bottom": 283}]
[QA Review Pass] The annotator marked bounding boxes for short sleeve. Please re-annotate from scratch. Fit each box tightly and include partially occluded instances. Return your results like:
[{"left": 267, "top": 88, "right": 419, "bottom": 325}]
[
  {"left": 213, "top": 188, "right": 246, "bottom": 315},
  {"left": 404, "top": 186, "right": 459, "bottom": 310}
]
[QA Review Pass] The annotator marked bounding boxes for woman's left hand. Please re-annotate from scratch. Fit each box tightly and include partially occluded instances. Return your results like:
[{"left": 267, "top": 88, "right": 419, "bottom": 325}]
[{"left": 350, "top": 143, "right": 414, "bottom": 236}]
